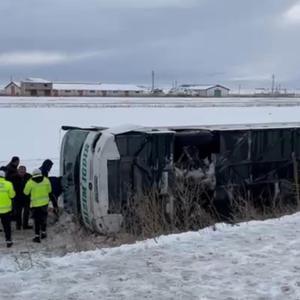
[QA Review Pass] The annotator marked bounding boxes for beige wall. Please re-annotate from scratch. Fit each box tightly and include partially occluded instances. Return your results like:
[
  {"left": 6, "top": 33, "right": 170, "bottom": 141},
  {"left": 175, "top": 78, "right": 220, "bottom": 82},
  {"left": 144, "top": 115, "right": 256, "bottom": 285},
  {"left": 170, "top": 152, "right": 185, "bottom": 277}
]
[
  {"left": 23, "top": 90, "right": 52, "bottom": 96},
  {"left": 21, "top": 82, "right": 52, "bottom": 96},
  {"left": 5, "top": 84, "right": 21, "bottom": 96}
]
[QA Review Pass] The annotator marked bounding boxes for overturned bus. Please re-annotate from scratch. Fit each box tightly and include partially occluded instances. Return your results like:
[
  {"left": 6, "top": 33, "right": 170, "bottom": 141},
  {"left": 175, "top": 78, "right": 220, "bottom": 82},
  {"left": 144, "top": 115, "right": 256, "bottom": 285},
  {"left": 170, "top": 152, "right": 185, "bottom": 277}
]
[{"left": 60, "top": 123, "right": 300, "bottom": 234}]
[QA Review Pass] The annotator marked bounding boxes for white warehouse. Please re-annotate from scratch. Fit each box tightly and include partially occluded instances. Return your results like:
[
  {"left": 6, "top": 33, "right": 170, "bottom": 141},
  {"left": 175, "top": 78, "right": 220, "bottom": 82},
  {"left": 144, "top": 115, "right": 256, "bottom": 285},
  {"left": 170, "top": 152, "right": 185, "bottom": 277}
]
[
  {"left": 3, "top": 79, "right": 149, "bottom": 97},
  {"left": 52, "top": 83, "right": 148, "bottom": 97},
  {"left": 177, "top": 84, "right": 230, "bottom": 97}
]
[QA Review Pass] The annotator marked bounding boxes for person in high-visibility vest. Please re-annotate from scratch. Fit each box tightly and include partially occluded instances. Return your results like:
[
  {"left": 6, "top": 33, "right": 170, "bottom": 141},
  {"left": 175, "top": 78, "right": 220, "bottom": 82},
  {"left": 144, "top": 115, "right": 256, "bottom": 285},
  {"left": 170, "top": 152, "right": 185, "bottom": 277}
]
[
  {"left": 24, "top": 168, "right": 52, "bottom": 243},
  {"left": 0, "top": 170, "right": 16, "bottom": 247}
]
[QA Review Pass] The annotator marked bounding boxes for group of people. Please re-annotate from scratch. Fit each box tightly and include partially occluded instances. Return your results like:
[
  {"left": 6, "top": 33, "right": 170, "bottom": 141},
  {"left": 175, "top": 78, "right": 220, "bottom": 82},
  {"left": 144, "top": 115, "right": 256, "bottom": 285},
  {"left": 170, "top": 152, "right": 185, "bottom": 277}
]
[{"left": 0, "top": 157, "right": 60, "bottom": 248}]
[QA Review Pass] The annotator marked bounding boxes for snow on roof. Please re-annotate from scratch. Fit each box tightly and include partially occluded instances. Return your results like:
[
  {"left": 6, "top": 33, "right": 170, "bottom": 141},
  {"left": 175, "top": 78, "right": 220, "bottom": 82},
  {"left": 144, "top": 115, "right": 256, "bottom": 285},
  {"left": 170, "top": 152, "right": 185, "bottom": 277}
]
[
  {"left": 99, "top": 83, "right": 146, "bottom": 91},
  {"left": 53, "top": 83, "right": 147, "bottom": 91},
  {"left": 179, "top": 84, "right": 230, "bottom": 91},
  {"left": 23, "top": 77, "right": 52, "bottom": 83},
  {"left": 4, "top": 81, "right": 21, "bottom": 88},
  {"left": 53, "top": 83, "right": 104, "bottom": 91},
  {"left": 180, "top": 84, "right": 215, "bottom": 90}
]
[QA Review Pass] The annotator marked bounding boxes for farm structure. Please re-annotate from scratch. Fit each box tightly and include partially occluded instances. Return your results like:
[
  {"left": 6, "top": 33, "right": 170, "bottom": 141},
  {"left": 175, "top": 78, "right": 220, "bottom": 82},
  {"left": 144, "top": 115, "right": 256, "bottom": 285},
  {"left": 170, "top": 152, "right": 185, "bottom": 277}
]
[
  {"left": 20, "top": 78, "right": 52, "bottom": 96},
  {"left": 52, "top": 83, "right": 148, "bottom": 97},
  {"left": 175, "top": 84, "right": 230, "bottom": 97},
  {"left": 60, "top": 123, "right": 300, "bottom": 234},
  {"left": 3, "top": 78, "right": 231, "bottom": 97},
  {"left": 3, "top": 78, "right": 148, "bottom": 97},
  {"left": 4, "top": 81, "right": 21, "bottom": 96}
]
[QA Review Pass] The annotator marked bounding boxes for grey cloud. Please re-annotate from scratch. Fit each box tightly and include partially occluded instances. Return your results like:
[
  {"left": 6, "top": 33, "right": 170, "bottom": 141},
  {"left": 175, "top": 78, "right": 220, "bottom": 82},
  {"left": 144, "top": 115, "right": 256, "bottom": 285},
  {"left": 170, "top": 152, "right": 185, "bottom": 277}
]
[{"left": 0, "top": 0, "right": 299, "bottom": 88}]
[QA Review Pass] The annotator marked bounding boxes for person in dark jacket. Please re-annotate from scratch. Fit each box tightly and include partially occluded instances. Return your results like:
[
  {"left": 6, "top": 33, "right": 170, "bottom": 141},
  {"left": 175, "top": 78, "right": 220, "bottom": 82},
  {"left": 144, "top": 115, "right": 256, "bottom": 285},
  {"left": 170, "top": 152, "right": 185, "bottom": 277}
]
[
  {"left": 13, "top": 166, "right": 32, "bottom": 230},
  {"left": 5, "top": 157, "right": 20, "bottom": 221},
  {"left": 48, "top": 176, "right": 63, "bottom": 214},
  {"left": 39, "top": 160, "right": 60, "bottom": 216},
  {"left": 39, "top": 159, "right": 53, "bottom": 177},
  {"left": 6, "top": 156, "right": 20, "bottom": 182}
]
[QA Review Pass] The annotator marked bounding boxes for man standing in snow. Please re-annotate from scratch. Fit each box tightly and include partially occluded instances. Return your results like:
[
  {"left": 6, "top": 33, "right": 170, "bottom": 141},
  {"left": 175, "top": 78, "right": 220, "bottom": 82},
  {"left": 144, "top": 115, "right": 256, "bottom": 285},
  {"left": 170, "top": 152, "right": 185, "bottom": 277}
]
[
  {"left": 13, "top": 166, "right": 32, "bottom": 230},
  {"left": 5, "top": 156, "right": 20, "bottom": 220},
  {"left": 24, "top": 168, "right": 52, "bottom": 243},
  {"left": 39, "top": 159, "right": 60, "bottom": 216},
  {"left": 39, "top": 159, "right": 53, "bottom": 177},
  {"left": 0, "top": 170, "right": 16, "bottom": 248},
  {"left": 5, "top": 156, "right": 20, "bottom": 181}
]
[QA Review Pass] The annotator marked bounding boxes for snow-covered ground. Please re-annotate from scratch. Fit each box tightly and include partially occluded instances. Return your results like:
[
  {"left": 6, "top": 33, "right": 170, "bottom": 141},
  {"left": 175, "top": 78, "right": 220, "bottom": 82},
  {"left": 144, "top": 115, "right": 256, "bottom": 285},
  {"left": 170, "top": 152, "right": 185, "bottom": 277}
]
[
  {"left": 2, "top": 96, "right": 300, "bottom": 108},
  {"left": 1, "top": 98, "right": 300, "bottom": 299},
  {"left": 1, "top": 212, "right": 300, "bottom": 299}
]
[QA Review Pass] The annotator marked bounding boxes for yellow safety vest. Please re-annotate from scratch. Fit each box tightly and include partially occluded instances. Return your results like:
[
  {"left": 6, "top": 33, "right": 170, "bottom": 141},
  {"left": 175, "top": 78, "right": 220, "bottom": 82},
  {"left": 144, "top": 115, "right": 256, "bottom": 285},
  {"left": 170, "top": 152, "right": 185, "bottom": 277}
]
[
  {"left": 24, "top": 176, "right": 52, "bottom": 208},
  {"left": 0, "top": 177, "right": 16, "bottom": 214}
]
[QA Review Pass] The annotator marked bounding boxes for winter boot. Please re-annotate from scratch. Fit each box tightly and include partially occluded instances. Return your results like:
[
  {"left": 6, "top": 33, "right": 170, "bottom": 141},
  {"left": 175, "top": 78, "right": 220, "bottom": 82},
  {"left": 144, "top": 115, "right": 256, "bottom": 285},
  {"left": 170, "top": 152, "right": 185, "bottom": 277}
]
[
  {"left": 41, "top": 232, "right": 47, "bottom": 239},
  {"left": 6, "top": 241, "right": 13, "bottom": 248},
  {"left": 32, "top": 236, "right": 41, "bottom": 243}
]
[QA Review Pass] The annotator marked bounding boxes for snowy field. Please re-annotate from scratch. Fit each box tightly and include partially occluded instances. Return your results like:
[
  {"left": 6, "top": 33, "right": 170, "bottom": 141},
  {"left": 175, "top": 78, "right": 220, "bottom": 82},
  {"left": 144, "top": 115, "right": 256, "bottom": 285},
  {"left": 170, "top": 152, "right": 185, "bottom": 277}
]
[
  {"left": 2, "top": 96, "right": 300, "bottom": 108},
  {"left": 1, "top": 213, "right": 300, "bottom": 299},
  {"left": 1, "top": 97, "right": 300, "bottom": 174},
  {"left": 1, "top": 97, "right": 300, "bottom": 299}
]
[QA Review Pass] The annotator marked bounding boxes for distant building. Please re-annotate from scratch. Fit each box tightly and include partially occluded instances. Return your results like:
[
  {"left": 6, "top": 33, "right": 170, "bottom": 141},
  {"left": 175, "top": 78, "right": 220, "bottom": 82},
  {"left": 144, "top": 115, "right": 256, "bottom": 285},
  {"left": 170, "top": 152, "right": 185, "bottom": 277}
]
[
  {"left": 20, "top": 78, "right": 52, "bottom": 96},
  {"left": 176, "top": 84, "right": 230, "bottom": 97},
  {"left": 0, "top": 84, "right": 5, "bottom": 96},
  {"left": 4, "top": 81, "right": 22, "bottom": 96},
  {"left": 52, "top": 83, "right": 148, "bottom": 97},
  {"left": 4, "top": 78, "right": 149, "bottom": 97},
  {"left": 229, "top": 88, "right": 255, "bottom": 97},
  {"left": 253, "top": 88, "right": 294, "bottom": 97},
  {"left": 150, "top": 88, "right": 164, "bottom": 96}
]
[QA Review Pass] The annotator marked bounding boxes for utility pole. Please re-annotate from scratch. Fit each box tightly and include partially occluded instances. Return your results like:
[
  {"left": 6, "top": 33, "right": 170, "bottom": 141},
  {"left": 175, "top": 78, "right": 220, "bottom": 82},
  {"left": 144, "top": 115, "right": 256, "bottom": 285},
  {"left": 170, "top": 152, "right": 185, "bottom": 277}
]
[
  {"left": 271, "top": 74, "right": 275, "bottom": 95},
  {"left": 151, "top": 70, "right": 155, "bottom": 92}
]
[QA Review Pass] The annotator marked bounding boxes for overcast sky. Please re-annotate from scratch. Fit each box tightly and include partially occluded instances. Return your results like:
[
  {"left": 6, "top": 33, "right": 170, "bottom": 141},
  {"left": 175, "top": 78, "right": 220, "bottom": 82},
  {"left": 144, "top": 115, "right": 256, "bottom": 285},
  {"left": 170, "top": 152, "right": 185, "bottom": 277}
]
[{"left": 1, "top": 0, "right": 300, "bottom": 89}]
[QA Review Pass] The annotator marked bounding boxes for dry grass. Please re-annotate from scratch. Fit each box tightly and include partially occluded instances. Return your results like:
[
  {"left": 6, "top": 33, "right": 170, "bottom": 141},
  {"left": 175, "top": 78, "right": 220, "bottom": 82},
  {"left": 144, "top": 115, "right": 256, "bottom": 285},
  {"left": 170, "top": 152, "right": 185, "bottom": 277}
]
[{"left": 122, "top": 175, "right": 300, "bottom": 239}]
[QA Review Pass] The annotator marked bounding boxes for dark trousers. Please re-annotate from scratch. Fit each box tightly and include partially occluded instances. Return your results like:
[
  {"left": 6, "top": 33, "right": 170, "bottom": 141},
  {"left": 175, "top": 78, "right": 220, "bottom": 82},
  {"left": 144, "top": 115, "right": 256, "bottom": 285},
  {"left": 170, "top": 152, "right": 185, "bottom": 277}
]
[
  {"left": 31, "top": 206, "right": 48, "bottom": 236},
  {"left": 15, "top": 198, "right": 30, "bottom": 228},
  {"left": 0, "top": 212, "right": 11, "bottom": 242}
]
